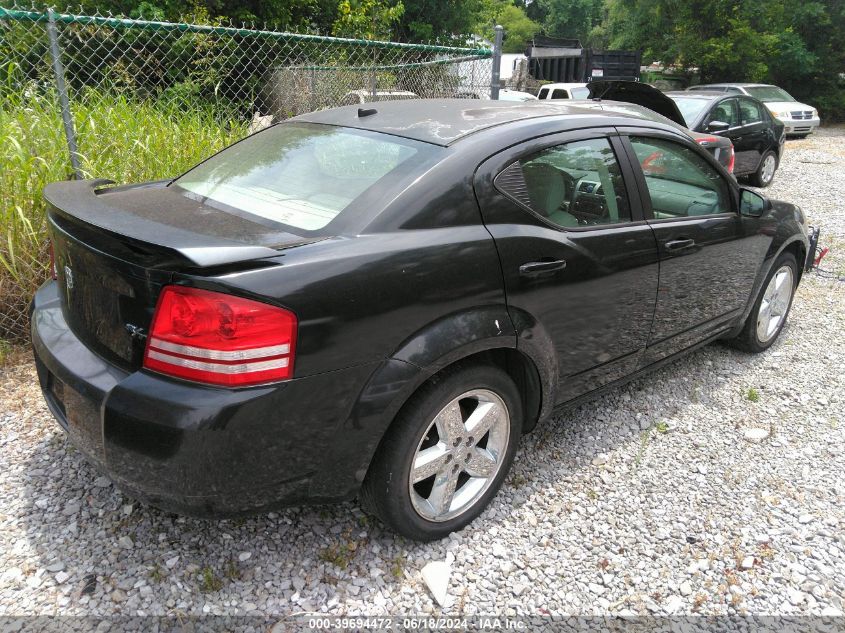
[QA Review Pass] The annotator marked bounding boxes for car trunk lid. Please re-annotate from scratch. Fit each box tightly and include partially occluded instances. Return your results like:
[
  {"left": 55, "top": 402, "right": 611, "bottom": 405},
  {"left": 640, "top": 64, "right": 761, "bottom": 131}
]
[
  {"left": 587, "top": 80, "right": 687, "bottom": 126},
  {"left": 45, "top": 179, "right": 312, "bottom": 370}
]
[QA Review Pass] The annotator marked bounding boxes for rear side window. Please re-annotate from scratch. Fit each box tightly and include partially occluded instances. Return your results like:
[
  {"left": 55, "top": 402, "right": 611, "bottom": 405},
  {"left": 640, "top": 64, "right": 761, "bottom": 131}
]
[
  {"left": 496, "top": 137, "right": 631, "bottom": 228},
  {"left": 173, "top": 123, "right": 434, "bottom": 232},
  {"left": 551, "top": 89, "right": 569, "bottom": 99},
  {"left": 630, "top": 136, "right": 731, "bottom": 219},
  {"left": 739, "top": 98, "right": 763, "bottom": 124}
]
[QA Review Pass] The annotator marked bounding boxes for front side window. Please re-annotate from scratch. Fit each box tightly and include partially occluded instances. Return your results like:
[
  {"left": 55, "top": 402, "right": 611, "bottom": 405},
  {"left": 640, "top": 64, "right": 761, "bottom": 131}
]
[
  {"left": 738, "top": 98, "right": 763, "bottom": 124},
  {"left": 496, "top": 137, "right": 631, "bottom": 228},
  {"left": 630, "top": 136, "right": 731, "bottom": 219},
  {"left": 707, "top": 99, "right": 738, "bottom": 127},
  {"left": 571, "top": 87, "right": 590, "bottom": 99},
  {"left": 173, "top": 123, "right": 433, "bottom": 232}
]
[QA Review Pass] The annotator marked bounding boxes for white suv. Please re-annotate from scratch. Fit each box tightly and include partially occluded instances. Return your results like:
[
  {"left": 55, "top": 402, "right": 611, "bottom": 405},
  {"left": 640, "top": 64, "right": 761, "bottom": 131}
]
[{"left": 687, "top": 83, "right": 820, "bottom": 137}]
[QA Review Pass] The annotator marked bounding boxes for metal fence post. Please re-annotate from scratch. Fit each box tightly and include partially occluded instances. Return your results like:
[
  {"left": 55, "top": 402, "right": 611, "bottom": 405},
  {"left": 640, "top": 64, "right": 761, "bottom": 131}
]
[
  {"left": 46, "top": 8, "right": 81, "bottom": 179},
  {"left": 490, "top": 25, "right": 503, "bottom": 100}
]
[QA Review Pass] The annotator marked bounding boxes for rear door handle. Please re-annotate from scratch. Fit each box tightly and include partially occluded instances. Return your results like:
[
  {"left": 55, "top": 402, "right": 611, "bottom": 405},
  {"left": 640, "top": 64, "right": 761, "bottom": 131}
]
[
  {"left": 664, "top": 238, "right": 695, "bottom": 252},
  {"left": 519, "top": 259, "right": 567, "bottom": 276}
]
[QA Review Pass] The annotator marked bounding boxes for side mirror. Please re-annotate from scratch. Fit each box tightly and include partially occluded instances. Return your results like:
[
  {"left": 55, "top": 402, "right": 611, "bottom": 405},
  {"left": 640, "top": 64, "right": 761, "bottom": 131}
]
[
  {"left": 707, "top": 120, "right": 730, "bottom": 133},
  {"left": 740, "top": 188, "right": 772, "bottom": 217}
]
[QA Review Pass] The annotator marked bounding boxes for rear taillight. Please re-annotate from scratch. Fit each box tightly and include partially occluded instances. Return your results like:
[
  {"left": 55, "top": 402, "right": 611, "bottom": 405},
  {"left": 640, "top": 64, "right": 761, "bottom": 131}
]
[
  {"left": 696, "top": 136, "right": 735, "bottom": 174},
  {"left": 49, "top": 241, "right": 57, "bottom": 280},
  {"left": 143, "top": 286, "right": 296, "bottom": 387}
]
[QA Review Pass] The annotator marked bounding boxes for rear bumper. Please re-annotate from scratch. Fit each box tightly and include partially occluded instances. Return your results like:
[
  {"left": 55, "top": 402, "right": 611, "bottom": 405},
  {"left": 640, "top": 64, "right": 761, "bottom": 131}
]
[{"left": 31, "top": 281, "right": 379, "bottom": 517}]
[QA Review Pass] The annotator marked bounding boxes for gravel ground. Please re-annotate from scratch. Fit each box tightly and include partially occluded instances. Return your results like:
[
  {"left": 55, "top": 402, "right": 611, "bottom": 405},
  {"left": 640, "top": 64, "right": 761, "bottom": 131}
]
[{"left": 1, "top": 128, "right": 844, "bottom": 620}]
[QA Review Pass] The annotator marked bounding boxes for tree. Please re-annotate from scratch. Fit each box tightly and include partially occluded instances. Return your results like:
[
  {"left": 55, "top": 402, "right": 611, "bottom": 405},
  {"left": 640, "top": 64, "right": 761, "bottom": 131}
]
[
  {"left": 475, "top": 0, "right": 540, "bottom": 52},
  {"left": 530, "top": 0, "right": 604, "bottom": 45},
  {"left": 332, "top": 0, "right": 405, "bottom": 39},
  {"left": 392, "top": 0, "right": 488, "bottom": 43}
]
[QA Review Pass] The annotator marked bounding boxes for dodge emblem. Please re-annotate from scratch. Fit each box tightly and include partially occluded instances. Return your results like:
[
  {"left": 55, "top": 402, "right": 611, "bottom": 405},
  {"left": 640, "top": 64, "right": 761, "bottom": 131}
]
[{"left": 64, "top": 265, "right": 74, "bottom": 290}]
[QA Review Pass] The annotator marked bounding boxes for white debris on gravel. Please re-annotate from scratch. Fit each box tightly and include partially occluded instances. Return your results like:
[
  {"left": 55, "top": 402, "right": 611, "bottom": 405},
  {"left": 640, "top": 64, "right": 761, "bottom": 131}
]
[
  {"left": 0, "top": 129, "right": 844, "bottom": 618},
  {"left": 420, "top": 561, "right": 451, "bottom": 607}
]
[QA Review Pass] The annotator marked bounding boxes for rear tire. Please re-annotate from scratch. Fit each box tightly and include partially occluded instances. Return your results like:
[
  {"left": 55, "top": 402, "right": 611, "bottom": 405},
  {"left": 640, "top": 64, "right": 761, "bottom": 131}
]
[
  {"left": 748, "top": 150, "right": 778, "bottom": 187},
  {"left": 360, "top": 363, "right": 522, "bottom": 541},
  {"left": 729, "top": 252, "right": 797, "bottom": 353}
]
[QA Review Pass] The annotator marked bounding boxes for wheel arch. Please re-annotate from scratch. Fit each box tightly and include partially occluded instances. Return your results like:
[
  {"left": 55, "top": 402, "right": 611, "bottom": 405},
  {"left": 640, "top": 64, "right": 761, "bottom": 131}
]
[
  {"left": 736, "top": 236, "right": 806, "bottom": 329},
  {"left": 308, "top": 306, "right": 553, "bottom": 500}
]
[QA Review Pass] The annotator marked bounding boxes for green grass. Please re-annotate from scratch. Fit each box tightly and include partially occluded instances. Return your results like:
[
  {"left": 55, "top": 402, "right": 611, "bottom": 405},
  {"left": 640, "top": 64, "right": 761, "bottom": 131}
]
[
  {"left": 746, "top": 387, "right": 760, "bottom": 402},
  {"left": 199, "top": 566, "right": 223, "bottom": 592},
  {"left": 635, "top": 429, "right": 650, "bottom": 467},
  {"left": 0, "top": 69, "right": 249, "bottom": 340}
]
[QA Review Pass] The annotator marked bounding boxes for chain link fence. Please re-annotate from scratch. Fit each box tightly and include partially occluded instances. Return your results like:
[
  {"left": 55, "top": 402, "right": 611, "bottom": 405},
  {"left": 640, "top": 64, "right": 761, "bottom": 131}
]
[{"left": 0, "top": 5, "right": 497, "bottom": 342}]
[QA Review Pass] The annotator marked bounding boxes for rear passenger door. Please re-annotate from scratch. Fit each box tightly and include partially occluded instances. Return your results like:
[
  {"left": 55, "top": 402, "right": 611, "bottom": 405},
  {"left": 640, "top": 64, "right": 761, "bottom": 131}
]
[
  {"left": 474, "top": 129, "right": 660, "bottom": 404},
  {"left": 619, "top": 130, "right": 765, "bottom": 364}
]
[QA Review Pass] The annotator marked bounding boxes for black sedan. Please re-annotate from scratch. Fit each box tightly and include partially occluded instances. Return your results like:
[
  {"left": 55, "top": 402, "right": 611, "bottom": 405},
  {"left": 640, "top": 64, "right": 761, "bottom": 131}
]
[
  {"left": 33, "top": 100, "right": 810, "bottom": 541},
  {"left": 582, "top": 81, "right": 736, "bottom": 175},
  {"left": 667, "top": 91, "right": 785, "bottom": 187}
]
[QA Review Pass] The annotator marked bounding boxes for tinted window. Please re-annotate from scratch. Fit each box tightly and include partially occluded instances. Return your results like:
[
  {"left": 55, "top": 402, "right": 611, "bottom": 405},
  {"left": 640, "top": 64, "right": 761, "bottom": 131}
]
[
  {"left": 551, "top": 89, "right": 569, "bottom": 99},
  {"left": 630, "top": 137, "right": 731, "bottom": 219},
  {"left": 538, "top": 87, "right": 549, "bottom": 99},
  {"left": 745, "top": 86, "right": 795, "bottom": 102},
  {"left": 174, "top": 123, "right": 434, "bottom": 232},
  {"left": 498, "top": 138, "right": 631, "bottom": 228},
  {"left": 738, "top": 98, "right": 763, "bottom": 124},
  {"left": 670, "top": 97, "right": 709, "bottom": 125},
  {"left": 707, "top": 99, "right": 738, "bottom": 126}
]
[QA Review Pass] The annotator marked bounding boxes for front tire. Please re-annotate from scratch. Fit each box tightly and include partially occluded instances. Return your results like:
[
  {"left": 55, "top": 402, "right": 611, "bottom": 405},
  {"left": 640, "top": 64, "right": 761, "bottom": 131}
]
[
  {"left": 748, "top": 150, "right": 778, "bottom": 187},
  {"left": 729, "top": 252, "right": 797, "bottom": 353},
  {"left": 360, "top": 364, "right": 522, "bottom": 541}
]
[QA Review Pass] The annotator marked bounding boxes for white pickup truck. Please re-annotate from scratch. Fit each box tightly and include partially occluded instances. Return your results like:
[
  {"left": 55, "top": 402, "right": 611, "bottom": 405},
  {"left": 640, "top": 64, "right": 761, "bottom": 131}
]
[{"left": 536, "top": 83, "right": 590, "bottom": 100}]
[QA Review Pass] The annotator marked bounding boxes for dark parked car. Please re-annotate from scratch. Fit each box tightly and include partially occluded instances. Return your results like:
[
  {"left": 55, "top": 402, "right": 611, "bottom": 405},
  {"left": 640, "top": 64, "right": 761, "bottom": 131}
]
[
  {"left": 666, "top": 91, "right": 785, "bottom": 187},
  {"left": 583, "top": 80, "right": 736, "bottom": 174},
  {"left": 33, "top": 100, "right": 810, "bottom": 541},
  {"left": 687, "top": 83, "right": 819, "bottom": 137}
]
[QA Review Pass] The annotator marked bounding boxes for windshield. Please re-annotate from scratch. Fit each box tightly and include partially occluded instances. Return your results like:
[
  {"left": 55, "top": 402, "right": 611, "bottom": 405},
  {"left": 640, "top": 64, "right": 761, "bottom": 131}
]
[
  {"left": 669, "top": 97, "right": 709, "bottom": 125},
  {"left": 173, "top": 123, "right": 433, "bottom": 232},
  {"left": 745, "top": 86, "right": 796, "bottom": 102}
]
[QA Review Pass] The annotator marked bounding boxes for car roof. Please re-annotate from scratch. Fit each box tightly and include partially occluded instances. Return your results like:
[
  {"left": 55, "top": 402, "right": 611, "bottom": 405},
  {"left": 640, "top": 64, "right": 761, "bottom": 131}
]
[
  {"left": 699, "top": 83, "right": 771, "bottom": 88},
  {"left": 295, "top": 98, "right": 662, "bottom": 147},
  {"left": 666, "top": 90, "right": 726, "bottom": 99}
]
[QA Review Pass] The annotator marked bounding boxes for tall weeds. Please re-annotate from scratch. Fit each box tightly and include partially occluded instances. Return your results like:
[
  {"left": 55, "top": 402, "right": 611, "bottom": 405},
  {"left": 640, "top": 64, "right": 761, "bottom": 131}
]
[{"left": 0, "top": 76, "right": 248, "bottom": 340}]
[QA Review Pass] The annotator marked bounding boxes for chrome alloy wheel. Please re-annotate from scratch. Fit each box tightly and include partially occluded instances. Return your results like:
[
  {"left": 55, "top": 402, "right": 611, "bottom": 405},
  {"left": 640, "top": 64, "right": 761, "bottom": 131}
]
[
  {"left": 761, "top": 154, "right": 777, "bottom": 184},
  {"left": 408, "top": 389, "right": 510, "bottom": 522},
  {"left": 756, "top": 265, "right": 794, "bottom": 343}
]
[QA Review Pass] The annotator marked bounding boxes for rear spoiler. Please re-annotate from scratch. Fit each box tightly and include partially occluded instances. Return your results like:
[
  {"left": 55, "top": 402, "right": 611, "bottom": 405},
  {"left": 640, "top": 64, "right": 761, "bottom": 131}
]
[{"left": 43, "top": 179, "right": 290, "bottom": 268}]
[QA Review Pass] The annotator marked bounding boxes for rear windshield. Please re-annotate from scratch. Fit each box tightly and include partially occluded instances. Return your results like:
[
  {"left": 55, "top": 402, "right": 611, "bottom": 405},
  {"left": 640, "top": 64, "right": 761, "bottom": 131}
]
[
  {"left": 173, "top": 123, "right": 435, "bottom": 232},
  {"left": 744, "top": 86, "right": 795, "bottom": 102},
  {"left": 669, "top": 97, "right": 709, "bottom": 125}
]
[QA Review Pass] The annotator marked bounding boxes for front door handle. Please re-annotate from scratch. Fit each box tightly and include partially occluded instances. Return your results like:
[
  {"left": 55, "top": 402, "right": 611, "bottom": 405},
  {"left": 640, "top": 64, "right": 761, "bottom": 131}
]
[
  {"left": 519, "top": 259, "right": 567, "bottom": 277},
  {"left": 665, "top": 238, "right": 695, "bottom": 252}
]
